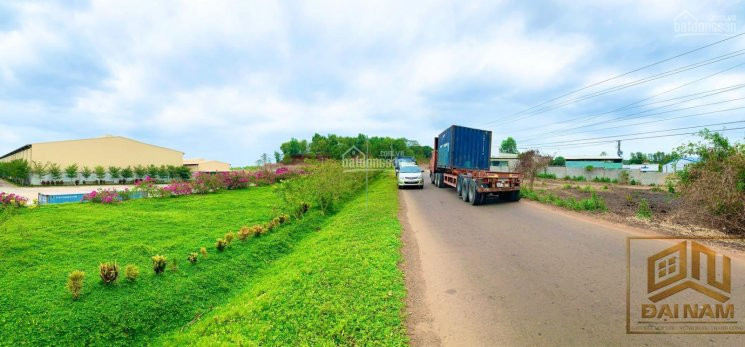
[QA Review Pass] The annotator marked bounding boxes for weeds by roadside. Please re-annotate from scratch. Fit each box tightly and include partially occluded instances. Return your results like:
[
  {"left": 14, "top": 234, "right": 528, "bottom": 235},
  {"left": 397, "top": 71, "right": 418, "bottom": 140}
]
[{"left": 521, "top": 188, "right": 606, "bottom": 212}]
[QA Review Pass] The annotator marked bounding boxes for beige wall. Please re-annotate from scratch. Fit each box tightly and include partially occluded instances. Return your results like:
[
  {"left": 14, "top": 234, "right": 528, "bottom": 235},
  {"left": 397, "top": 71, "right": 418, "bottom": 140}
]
[
  {"left": 188, "top": 160, "right": 230, "bottom": 172},
  {"left": 0, "top": 147, "right": 32, "bottom": 163},
  {"left": 24, "top": 136, "right": 183, "bottom": 167}
]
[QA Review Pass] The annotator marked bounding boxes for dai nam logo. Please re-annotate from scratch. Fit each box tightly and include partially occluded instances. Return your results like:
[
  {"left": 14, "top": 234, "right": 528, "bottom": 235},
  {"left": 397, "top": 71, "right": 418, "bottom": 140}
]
[{"left": 628, "top": 237, "right": 745, "bottom": 334}]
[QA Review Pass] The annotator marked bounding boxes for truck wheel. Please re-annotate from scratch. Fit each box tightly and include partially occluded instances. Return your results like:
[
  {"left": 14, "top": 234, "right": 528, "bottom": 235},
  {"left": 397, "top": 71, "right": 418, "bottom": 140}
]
[
  {"left": 436, "top": 173, "right": 446, "bottom": 188},
  {"left": 461, "top": 178, "right": 470, "bottom": 202},
  {"left": 430, "top": 172, "right": 435, "bottom": 184},
  {"left": 468, "top": 181, "right": 481, "bottom": 205}
]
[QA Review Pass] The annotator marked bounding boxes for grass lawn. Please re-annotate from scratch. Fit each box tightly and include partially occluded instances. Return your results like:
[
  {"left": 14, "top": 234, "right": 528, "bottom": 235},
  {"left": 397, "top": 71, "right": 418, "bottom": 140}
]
[
  {"left": 163, "top": 173, "right": 408, "bottom": 346},
  {"left": 0, "top": 186, "right": 328, "bottom": 345}
]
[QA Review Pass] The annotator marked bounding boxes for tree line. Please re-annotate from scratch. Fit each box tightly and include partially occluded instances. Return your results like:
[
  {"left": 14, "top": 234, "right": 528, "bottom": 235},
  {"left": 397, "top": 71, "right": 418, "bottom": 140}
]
[
  {"left": 0, "top": 159, "right": 192, "bottom": 186},
  {"left": 278, "top": 133, "right": 433, "bottom": 162}
]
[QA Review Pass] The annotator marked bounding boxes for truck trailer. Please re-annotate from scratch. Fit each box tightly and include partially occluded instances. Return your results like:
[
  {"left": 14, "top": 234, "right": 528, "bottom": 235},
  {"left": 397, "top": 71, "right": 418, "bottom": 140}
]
[{"left": 429, "top": 125, "right": 522, "bottom": 205}]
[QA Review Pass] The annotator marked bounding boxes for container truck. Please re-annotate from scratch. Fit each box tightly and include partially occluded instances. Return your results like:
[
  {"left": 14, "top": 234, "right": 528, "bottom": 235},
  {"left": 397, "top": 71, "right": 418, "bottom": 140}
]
[{"left": 429, "top": 125, "right": 522, "bottom": 205}]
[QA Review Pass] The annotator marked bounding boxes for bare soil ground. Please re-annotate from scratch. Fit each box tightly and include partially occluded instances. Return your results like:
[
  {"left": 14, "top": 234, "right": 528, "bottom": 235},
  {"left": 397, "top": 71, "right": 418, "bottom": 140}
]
[{"left": 532, "top": 178, "right": 743, "bottom": 246}]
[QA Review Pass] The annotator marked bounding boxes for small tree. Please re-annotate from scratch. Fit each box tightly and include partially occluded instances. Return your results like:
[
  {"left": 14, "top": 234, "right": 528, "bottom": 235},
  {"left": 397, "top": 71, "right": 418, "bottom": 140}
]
[
  {"left": 94, "top": 165, "right": 106, "bottom": 183},
  {"left": 517, "top": 150, "right": 551, "bottom": 190},
  {"left": 81, "top": 166, "right": 93, "bottom": 183},
  {"left": 147, "top": 164, "right": 159, "bottom": 179},
  {"left": 108, "top": 166, "right": 121, "bottom": 182},
  {"left": 551, "top": 156, "right": 566, "bottom": 166},
  {"left": 121, "top": 166, "right": 134, "bottom": 183},
  {"left": 157, "top": 165, "right": 169, "bottom": 181},
  {"left": 274, "top": 151, "right": 282, "bottom": 164},
  {"left": 134, "top": 165, "right": 147, "bottom": 179},
  {"left": 64, "top": 164, "right": 79, "bottom": 184},
  {"left": 49, "top": 163, "right": 62, "bottom": 182},
  {"left": 31, "top": 161, "right": 48, "bottom": 183},
  {"left": 499, "top": 137, "right": 518, "bottom": 154}
]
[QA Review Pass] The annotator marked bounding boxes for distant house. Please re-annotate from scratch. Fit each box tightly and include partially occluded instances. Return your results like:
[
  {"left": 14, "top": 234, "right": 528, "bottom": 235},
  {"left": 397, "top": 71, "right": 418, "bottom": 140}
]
[
  {"left": 622, "top": 164, "right": 660, "bottom": 172},
  {"left": 564, "top": 155, "right": 623, "bottom": 169},
  {"left": 663, "top": 157, "right": 699, "bottom": 173},
  {"left": 490, "top": 153, "right": 519, "bottom": 172},
  {"left": 183, "top": 158, "right": 231, "bottom": 173}
]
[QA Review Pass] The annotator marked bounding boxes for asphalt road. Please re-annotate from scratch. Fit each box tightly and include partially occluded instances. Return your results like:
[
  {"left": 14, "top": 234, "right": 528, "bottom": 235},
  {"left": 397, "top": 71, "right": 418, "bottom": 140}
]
[{"left": 399, "top": 178, "right": 745, "bottom": 346}]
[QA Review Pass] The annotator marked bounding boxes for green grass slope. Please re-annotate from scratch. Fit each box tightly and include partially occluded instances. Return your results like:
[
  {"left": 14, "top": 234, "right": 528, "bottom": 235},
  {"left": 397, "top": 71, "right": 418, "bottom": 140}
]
[
  {"left": 163, "top": 174, "right": 407, "bottom": 346},
  {"left": 0, "top": 187, "right": 331, "bottom": 345}
]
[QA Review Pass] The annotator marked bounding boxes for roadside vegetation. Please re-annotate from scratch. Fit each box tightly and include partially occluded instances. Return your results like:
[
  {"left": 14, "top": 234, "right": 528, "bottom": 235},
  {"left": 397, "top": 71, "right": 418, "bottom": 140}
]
[
  {"left": 164, "top": 172, "right": 407, "bottom": 345},
  {"left": 521, "top": 187, "right": 607, "bottom": 212},
  {"left": 0, "top": 161, "right": 399, "bottom": 344}
]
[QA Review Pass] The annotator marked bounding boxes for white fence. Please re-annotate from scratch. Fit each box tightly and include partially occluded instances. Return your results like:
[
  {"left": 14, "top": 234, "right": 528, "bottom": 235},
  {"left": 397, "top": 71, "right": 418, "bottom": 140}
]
[{"left": 543, "top": 166, "right": 670, "bottom": 185}]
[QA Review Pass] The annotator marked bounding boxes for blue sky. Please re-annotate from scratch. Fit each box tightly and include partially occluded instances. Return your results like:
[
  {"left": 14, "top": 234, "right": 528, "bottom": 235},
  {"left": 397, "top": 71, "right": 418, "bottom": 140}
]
[{"left": 1, "top": 0, "right": 744, "bottom": 165}]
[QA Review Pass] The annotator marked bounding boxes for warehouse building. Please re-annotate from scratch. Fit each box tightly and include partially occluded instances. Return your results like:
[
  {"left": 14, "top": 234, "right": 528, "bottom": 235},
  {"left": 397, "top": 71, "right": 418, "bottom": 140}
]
[
  {"left": 564, "top": 155, "right": 623, "bottom": 169},
  {"left": 0, "top": 135, "right": 184, "bottom": 184},
  {"left": 183, "top": 158, "right": 231, "bottom": 173}
]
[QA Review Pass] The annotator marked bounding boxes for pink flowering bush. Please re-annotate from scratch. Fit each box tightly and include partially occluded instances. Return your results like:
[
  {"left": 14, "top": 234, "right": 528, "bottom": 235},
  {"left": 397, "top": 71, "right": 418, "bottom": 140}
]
[
  {"left": 82, "top": 189, "right": 121, "bottom": 204},
  {"left": 221, "top": 171, "right": 251, "bottom": 189},
  {"left": 0, "top": 192, "right": 27, "bottom": 207},
  {"left": 162, "top": 181, "right": 193, "bottom": 196},
  {"left": 192, "top": 173, "right": 224, "bottom": 193}
]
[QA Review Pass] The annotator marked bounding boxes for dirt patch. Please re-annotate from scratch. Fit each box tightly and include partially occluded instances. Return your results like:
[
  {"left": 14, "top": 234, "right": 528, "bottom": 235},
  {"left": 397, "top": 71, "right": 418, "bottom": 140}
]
[
  {"left": 398, "top": 191, "right": 442, "bottom": 347},
  {"left": 531, "top": 179, "right": 739, "bottom": 242}
]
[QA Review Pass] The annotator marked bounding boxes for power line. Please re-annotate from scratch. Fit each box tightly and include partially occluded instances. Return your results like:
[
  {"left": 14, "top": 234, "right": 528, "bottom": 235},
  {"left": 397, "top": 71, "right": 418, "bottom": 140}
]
[
  {"left": 480, "top": 31, "right": 745, "bottom": 125},
  {"left": 515, "top": 61, "right": 745, "bottom": 143},
  {"left": 521, "top": 121, "right": 745, "bottom": 147},
  {"left": 499, "top": 49, "right": 745, "bottom": 125},
  {"left": 518, "top": 96, "right": 745, "bottom": 143},
  {"left": 510, "top": 82, "right": 745, "bottom": 136},
  {"left": 525, "top": 105, "right": 745, "bottom": 138},
  {"left": 518, "top": 126, "right": 745, "bottom": 149}
]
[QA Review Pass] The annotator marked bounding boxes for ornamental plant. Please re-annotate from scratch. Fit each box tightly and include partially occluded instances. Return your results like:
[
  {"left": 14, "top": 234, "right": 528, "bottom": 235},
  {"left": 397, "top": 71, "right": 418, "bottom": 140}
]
[
  {"left": 99, "top": 262, "right": 119, "bottom": 284},
  {"left": 82, "top": 189, "right": 121, "bottom": 204},
  {"left": 238, "top": 226, "right": 251, "bottom": 241},
  {"left": 151, "top": 255, "right": 167, "bottom": 274},
  {"left": 187, "top": 252, "right": 198, "bottom": 264},
  {"left": 224, "top": 231, "right": 235, "bottom": 244},
  {"left": 162, "top": 181, "right": 193, "bottom": 196},
  {"left": 125, "top": 264, "right": 139, "bottom": 281},
  {"left": 253, "top": 224, "right": 265, "bottom": 236},
  {"left": 216, "top": 238, "right": 227, "bottom": 252},
  {"left": 0, "top": 192, "right": 28, "bottom": 208},
  {"left": 67, "top": 270, "right": 84, "bottom": 300}
]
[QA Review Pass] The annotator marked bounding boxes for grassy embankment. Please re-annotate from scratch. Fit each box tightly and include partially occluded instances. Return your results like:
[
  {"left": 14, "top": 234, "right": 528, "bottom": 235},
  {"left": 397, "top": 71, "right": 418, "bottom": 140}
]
[
  {"left": 163, "top": 173, "right": 407, "bottom": 345},
  {"left": 0, "top": 172, "right": 407, "bottom": 345}
]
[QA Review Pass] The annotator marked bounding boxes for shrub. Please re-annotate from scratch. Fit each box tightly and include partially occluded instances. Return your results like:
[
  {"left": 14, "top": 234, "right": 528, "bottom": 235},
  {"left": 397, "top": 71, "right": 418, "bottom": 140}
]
[
  {"left": 592, "top": 177, "right": 612, "bottom": 183},
  {"left": 636, "top": 198, "right": 652, "bottom": 219},
  {"left": 125, "top": 264, "right": 139, "bottom": 281},
  {"left": 238, "top": 226, "right": 251, "bottom": 241},
  {"left": 162, "top": 181, "right": 193, "bottom": 196},
  {"left": 630, "top": 179, "right": 638, "bottom": 186},
  {"left": 82, "top": 189, "right": 121, "bottom": 204},
  {"left": 152, "top": 255, "right": 167, "bottom": 274},
  {"left": 585, "top": 165, "right": 594, "bottom": 172},
  {"left": 224, "top": 231, "right": 235, "bottom": 244},
  {"left": 274, "top": 160, "right": 367, "bottom": 215},
  {"left": 562, "top": 184, "right": 572, "bottom": 189},
  {"left": 67, "top": 270, "right": 84, "bottom": 300},
  {"left": 188, "top": 252, "right": 198, "bottom": 264},
  {"left": 200, "top": 247, "right": 208, "bottom": 257},
  {"left": 0, "top": 192, "right": 28, "bottom": 207},
  {"left": 216, "top": 238, "right": 227, "bottom": 252},
  {"left": 277, "top": 213, "right": 290, "bottom": 224},
  {"left": 536, "top": 172, "right": 557, "bottom": 179},
  {"left": 254, "top": 224, "right": 266, "bottom": 236},
  {"left": 98, "top": 262, "right": 119, "bottom": 284},
  {"left": 193, "top": 173, "right": 224, "bottom": 194},
  {"left": 299, "top": 201, "right": 310, "bottom": 214}
]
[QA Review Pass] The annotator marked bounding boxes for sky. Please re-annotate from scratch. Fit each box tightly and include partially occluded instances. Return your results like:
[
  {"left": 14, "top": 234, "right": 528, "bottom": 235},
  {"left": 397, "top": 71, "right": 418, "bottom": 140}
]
[{"left": 1, "top": 0, "right": 745, "bottom": 165}]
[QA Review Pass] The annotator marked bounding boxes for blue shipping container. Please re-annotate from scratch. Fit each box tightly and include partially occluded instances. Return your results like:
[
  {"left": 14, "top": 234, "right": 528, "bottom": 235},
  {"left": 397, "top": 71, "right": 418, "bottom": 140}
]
[{"left": 436, "top": 125, "right": 492, "bottom": 170}]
